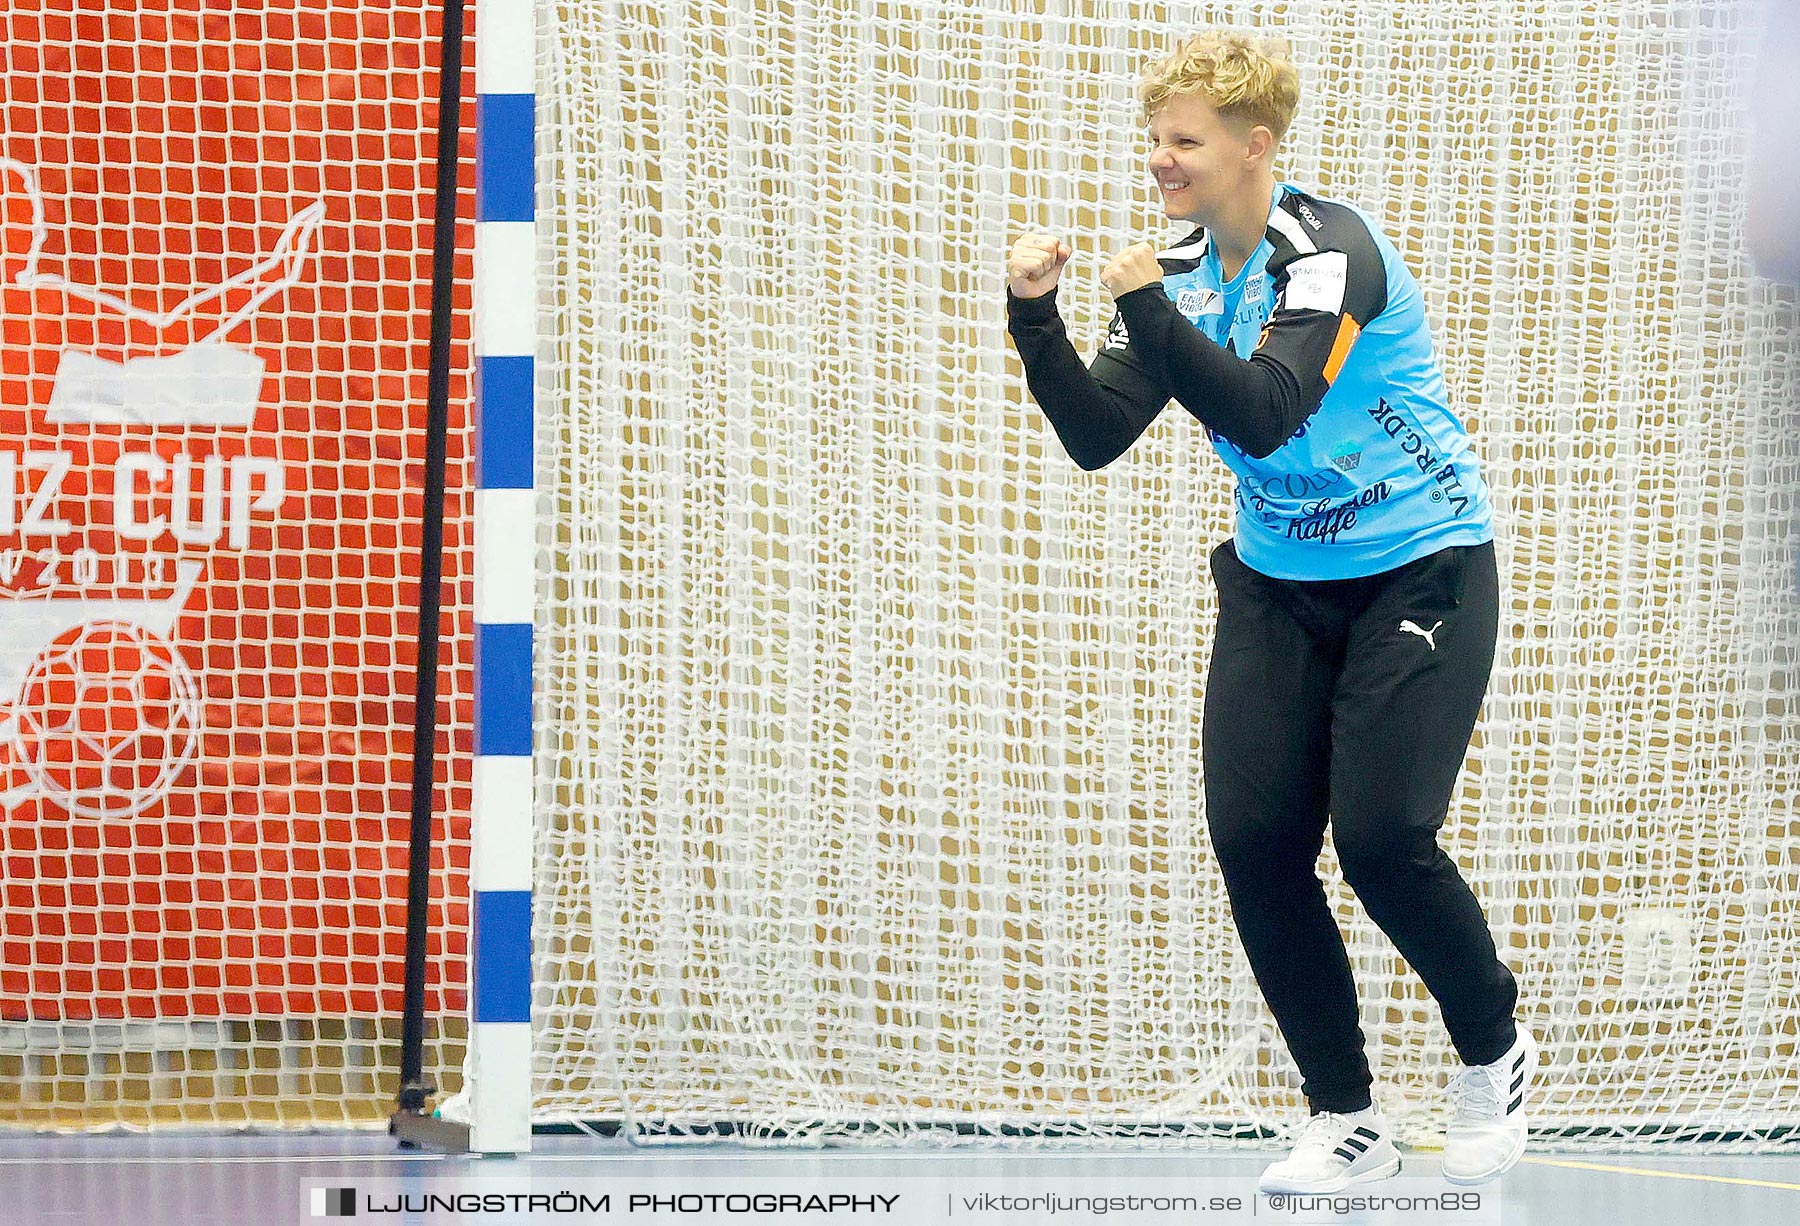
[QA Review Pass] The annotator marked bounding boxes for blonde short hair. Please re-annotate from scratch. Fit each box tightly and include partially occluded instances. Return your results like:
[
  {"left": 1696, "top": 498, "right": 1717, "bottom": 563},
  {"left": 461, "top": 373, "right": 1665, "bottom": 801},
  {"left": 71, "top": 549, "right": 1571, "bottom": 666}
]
[{"left": 1137, "top": 30, "right": 1301, "bottom": 143}]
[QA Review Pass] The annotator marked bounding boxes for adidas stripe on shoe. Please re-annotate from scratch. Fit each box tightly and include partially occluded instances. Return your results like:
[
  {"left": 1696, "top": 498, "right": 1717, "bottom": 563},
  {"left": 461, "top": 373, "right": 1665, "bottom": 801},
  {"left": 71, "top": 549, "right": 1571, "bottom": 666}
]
[
  {"left": 1442, "top": 1022, "right": 1538, "bottom": 1185},
  {"left": 1259, "top": 1108, "right": 1402, "bottom": 1194}
]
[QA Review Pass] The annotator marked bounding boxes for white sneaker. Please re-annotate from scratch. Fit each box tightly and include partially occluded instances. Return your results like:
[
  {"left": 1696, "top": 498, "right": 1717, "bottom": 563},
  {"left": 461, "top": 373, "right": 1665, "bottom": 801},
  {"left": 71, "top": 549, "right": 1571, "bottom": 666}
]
[
  {"left": 1442, "top": 1023, "right": 1538, "bottom": 1185},
  {"left": 1259, "top": 1108, "right": 1402, "bottom": 1194}
]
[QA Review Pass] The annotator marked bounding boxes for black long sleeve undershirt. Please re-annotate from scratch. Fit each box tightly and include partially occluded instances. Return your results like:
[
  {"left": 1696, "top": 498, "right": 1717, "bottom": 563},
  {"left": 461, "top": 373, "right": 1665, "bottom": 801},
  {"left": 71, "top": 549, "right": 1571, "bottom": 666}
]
[
  {"left": 1004, "top": 287, "right": 1160, "bottom": 470},
  {"left": 1112, "top": 285, "right": 1308, "bottom": 459},
  {"left": 1006, "top": 283, "right": 1310, "bottom": 467}
]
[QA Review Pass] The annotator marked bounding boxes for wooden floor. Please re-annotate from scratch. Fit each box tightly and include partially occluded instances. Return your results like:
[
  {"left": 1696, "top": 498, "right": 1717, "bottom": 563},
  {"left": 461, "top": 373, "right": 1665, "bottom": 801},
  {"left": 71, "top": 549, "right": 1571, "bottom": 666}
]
[{"left": 4, "top": 1132, "right": 1800, "bottom": 1225}]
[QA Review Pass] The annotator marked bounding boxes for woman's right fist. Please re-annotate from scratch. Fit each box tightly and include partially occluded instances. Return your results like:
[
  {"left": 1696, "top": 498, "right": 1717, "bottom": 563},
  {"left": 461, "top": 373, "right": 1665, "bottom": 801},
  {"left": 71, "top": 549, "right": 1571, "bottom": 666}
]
[{"left": 1007, "top": 233, "right": 1072, "bottom": 299}]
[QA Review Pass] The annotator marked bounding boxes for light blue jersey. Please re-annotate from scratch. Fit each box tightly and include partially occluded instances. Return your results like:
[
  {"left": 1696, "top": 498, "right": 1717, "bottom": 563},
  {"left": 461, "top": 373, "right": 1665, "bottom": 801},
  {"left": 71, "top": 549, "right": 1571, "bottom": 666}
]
[{"left": 1098, "top": 183, "right": 1493, "bottom": 580}]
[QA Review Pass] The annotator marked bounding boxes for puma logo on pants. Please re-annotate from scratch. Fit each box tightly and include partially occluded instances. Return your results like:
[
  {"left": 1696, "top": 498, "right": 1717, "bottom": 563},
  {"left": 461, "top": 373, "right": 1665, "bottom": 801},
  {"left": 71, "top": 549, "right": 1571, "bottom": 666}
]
[{"left": 1399, "top": 619, "right": 1443, "bottom": 650}]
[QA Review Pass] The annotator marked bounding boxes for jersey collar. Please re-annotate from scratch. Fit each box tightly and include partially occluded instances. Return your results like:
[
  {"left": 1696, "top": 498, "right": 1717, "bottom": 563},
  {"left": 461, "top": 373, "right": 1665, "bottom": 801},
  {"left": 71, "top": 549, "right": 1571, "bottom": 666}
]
[{"left": 1161, "top": 184, "right": 1293, "bottom": 263}]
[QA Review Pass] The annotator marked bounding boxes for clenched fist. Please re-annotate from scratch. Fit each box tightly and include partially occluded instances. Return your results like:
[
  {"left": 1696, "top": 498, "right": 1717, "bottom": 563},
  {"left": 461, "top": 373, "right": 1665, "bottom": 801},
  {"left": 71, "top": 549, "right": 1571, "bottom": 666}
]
[
  {"left": 1007, "top": 233, "right": 1072, "bottom": 299},
  {"left": 1100, "top": 242, "right": 1163, "bottom": 299}
]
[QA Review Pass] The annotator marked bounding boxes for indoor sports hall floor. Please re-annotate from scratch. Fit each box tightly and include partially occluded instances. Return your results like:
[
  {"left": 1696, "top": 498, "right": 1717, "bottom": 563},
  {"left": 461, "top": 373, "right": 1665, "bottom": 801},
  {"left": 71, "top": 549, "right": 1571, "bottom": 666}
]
[{"left": 4, "top": 1132, "right": 1798, "bottom": 1225}]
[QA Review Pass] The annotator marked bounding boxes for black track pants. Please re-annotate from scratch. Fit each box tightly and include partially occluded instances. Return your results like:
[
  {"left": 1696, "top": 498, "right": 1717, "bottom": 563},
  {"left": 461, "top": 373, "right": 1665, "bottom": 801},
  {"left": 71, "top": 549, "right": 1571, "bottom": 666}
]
[{"left": 1202, "top": 538, "right": 1519, "bottom": 1114}]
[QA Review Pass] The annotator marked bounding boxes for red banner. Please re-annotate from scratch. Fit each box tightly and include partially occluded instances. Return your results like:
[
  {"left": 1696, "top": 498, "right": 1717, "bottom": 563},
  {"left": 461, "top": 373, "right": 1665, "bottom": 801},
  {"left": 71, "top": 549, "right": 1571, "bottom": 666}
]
[{"left": 0, "top": 0, "right": 473, "bottom": 1020}]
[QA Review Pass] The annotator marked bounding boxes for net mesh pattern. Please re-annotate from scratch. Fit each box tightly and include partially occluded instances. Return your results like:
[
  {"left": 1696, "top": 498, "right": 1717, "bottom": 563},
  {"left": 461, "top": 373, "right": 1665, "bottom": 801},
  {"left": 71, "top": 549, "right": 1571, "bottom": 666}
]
[
  {"left": 535, "top": 0, "right": 1800, "bottom": 1149},
  {"left": 0, "top": 0, "right": 473, "bottom": 1129}
]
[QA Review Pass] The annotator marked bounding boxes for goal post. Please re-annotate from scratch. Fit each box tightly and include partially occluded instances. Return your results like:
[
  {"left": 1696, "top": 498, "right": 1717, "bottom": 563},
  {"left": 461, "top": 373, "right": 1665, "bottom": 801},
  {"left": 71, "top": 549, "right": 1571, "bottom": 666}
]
[{"left": 464, "top": 0, "right": 538, "bottom": 1156}]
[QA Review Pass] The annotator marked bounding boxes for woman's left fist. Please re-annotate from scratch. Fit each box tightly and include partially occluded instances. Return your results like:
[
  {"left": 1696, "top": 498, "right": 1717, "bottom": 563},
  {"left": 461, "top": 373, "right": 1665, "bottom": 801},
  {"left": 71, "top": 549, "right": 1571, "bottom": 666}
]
[{"left": 1099, "top": 242, "right": 1164, "bottom": 299}]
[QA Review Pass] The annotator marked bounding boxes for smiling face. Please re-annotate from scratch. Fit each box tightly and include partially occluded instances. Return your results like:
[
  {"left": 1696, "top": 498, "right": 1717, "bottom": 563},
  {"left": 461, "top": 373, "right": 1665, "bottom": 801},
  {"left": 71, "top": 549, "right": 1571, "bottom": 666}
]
[{"left": 1145, "top": 91, "right": 1268, "bottom": 226}]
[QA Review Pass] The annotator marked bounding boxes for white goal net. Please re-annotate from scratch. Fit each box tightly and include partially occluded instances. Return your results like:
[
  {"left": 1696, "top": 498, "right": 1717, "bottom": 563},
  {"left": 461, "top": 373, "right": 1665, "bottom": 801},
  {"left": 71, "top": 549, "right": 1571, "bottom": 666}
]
[{"left": 533, "top": 0, "right": 1800, "bottom": 1149}]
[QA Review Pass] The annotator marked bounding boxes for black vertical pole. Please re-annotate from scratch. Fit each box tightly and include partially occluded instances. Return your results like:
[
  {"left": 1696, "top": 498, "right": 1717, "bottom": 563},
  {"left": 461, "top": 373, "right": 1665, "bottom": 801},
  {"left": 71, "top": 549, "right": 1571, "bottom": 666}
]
[{"left": 392, "top": 0, "right": 468, "bottom": 1141}]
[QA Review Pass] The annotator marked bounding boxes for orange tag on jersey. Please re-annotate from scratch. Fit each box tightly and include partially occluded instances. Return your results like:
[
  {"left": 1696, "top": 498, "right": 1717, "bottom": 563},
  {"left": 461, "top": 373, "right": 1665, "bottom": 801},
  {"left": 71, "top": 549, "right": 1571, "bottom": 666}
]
[{"left": 1322, "top": 314, "right": 1362, "bottom": 385}]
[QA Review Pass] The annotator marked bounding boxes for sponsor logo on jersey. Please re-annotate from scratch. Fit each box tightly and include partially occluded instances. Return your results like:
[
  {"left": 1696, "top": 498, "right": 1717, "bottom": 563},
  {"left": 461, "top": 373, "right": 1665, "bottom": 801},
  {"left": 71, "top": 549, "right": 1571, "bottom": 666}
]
[
  {"left": 1285, "top": 502, "right": 1360, "bottom": 544},
  {"left": 1297, "top": 202, "right": 1325, "bottom": 231},
  {"left": 1284, "top": 482, "right": 1392, "bottom": 546},
  {"left": 1323, "top": 481, "right": 1392, "bottom": 512},
  {"left": 1175, "top": 287, "right": 1222, "bottom": 318},
  {"left": 1243, "top": 467, "right": 1346, "bottom": 502},
  {"left": 1282, "top": 251, "right": 1348, "bottom": 314},
  {"left": 1105, "top": 316, "right": 1131, "bottom": 350},
  {"left": 1234, "top": 298, "right": 1272, "bottom": 329},
  {"left": 1330, "top": 441, "right": 1362, "bottom": 471},
  {"left": 1366, "top": 397, "right": 1471, "bottom": 515}
]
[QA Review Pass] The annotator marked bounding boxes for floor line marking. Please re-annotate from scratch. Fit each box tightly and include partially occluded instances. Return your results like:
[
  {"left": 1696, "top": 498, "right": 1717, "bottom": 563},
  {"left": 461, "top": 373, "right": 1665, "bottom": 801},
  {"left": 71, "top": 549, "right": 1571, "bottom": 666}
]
[
  {"left": 0, "top": 1153, "right": 452, "bottom": 1167},
  {"left": 0, "top": 1149, "right": 1235, "bottom": 1168},
  {"left": 6, "top": 1148, "right": 1799, "bottom": 1190},
  {"left": 1520, "top": 1156, "right": 1800, "bottom": 1192},
  {"left": 0, "top": 1150, "right": 993, "bottom": 1167}
]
